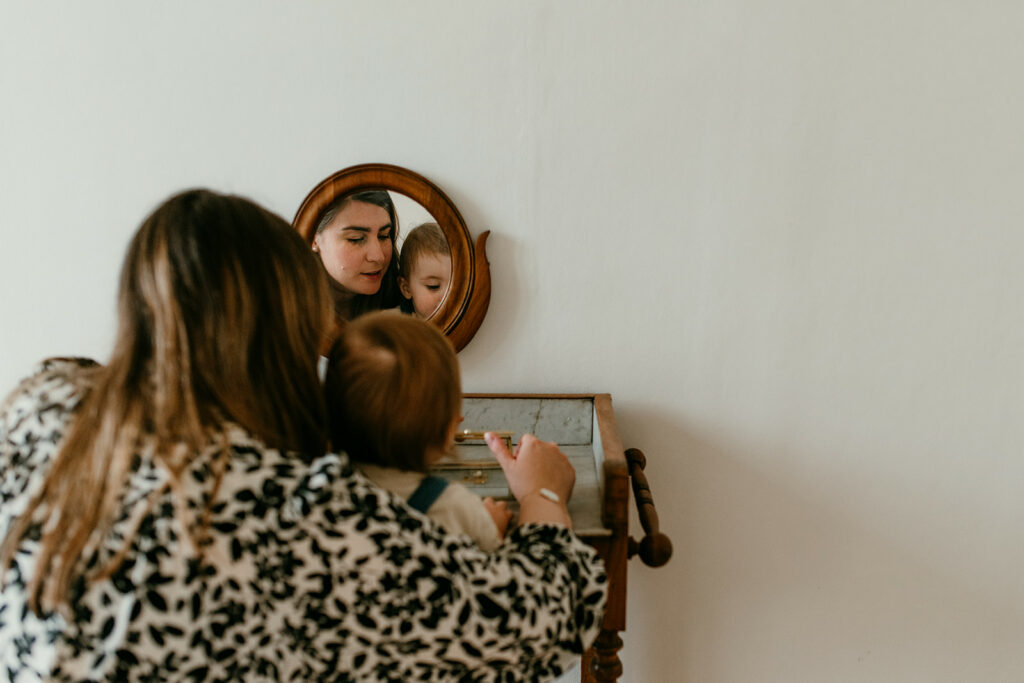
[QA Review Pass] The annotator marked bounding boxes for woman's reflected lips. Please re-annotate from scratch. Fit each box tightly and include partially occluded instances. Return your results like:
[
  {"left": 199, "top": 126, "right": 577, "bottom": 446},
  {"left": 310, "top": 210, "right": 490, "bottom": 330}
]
[{"left": 361, "top": 270, "right": 383, "bottom": 281}]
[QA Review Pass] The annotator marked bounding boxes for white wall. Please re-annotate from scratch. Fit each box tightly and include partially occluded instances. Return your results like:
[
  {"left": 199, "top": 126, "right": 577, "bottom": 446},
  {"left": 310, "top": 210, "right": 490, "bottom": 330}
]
[{"left": 3, "top": 1, "right": 1024, "bottom": 680}]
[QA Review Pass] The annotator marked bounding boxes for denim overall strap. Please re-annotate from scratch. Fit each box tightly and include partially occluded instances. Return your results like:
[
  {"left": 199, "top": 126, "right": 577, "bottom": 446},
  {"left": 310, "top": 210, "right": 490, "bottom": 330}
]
[{"left": 407, "top": 475, "right": 450, "bottom": 513}]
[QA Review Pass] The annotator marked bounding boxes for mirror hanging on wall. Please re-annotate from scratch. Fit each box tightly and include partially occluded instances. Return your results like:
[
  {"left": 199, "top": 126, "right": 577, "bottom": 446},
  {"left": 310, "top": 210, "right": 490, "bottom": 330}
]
[{"left": 293, "top": 164, "right": 491, "bottom": 352}]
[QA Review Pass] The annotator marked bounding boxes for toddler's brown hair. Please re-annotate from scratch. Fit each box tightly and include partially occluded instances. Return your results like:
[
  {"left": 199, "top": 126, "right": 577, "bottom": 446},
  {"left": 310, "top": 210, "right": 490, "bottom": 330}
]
[
  {"left": 399, "top": 222, "right": 449, "bottom": 279},
  {"left": 324, "top": 311, "right": 461, "bottom": 471}
]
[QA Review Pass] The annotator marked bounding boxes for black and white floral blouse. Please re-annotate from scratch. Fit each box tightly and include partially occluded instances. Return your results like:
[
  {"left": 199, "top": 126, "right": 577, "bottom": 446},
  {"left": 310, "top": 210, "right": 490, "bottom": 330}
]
[{"left": 0, "top": 359, "right": 607, "bottom": 681}]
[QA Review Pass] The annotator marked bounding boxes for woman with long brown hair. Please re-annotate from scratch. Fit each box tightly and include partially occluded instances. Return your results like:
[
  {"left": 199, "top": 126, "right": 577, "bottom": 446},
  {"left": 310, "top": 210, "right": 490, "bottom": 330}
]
[
  {"left": 312, "top": 189, "right": 404, "bottom": 320},
  {"left": 0, "top": 189, "right": 606, "bottom": 681}
]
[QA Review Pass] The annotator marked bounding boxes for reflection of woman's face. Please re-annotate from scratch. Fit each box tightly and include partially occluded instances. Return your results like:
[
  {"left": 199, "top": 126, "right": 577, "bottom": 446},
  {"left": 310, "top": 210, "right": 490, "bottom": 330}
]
[{"left": 313, "top": 201, "right": 393, "bottom": 296}]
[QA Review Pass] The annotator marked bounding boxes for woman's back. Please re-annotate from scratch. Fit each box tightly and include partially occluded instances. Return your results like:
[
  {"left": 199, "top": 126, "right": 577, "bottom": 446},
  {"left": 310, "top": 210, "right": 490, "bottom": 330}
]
[{"left": 1, "top": 359, "right": 606, "bottom": 681}]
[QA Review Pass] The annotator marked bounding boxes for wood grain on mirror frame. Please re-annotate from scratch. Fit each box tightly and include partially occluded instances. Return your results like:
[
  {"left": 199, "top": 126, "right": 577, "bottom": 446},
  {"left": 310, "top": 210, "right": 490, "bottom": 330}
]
[{"left": 293, "top": 163, "right": 490, "bottom": 352}]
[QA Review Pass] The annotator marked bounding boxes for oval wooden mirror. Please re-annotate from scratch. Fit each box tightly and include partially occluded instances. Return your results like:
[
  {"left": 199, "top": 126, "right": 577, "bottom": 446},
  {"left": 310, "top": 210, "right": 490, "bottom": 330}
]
[{"left": 293, "top": 163, "right": 490, "bottom": 351}]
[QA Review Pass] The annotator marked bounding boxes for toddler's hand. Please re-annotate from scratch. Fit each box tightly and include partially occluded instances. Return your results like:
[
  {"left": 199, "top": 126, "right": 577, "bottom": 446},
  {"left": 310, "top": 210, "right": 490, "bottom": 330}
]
[{"left": 483, "top": 497, "right": 513, "bottom": 538}]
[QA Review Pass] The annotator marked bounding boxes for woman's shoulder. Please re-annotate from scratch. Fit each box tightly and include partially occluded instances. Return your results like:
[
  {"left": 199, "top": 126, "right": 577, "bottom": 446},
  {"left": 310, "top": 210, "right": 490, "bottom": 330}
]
[
  {"left": 2, "top": 356, "right": 99, "bottom": 397},
  {"left": 0, "top": 356, "right": 100, "bottom": 430},
  {"left": 0, "top": 358, "right": 101, "bottom": 539}
]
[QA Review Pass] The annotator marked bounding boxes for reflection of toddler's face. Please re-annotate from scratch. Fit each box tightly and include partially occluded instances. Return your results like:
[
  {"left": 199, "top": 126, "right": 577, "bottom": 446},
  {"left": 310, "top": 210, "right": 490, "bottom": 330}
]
[{"left": 400, "top": 252, "right": 452, "bottom": 318}]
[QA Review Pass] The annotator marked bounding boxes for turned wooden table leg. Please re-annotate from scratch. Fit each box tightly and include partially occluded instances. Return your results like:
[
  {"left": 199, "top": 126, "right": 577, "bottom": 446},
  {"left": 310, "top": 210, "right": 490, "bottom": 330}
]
[{"left": 586, "top": 629, "right": 623, "bottom": 682}]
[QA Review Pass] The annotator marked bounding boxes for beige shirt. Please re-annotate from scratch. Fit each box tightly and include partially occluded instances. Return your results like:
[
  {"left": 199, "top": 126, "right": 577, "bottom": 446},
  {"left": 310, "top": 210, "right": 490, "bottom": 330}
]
[{"left": 357, "top": 463, "right": 503, "bottom": 551}]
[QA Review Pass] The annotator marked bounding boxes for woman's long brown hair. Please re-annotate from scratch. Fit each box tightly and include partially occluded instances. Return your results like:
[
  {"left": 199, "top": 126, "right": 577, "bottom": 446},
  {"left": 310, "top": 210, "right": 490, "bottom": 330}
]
[{"left": 0, "top": 189, "right": 331, "bottom": 614}]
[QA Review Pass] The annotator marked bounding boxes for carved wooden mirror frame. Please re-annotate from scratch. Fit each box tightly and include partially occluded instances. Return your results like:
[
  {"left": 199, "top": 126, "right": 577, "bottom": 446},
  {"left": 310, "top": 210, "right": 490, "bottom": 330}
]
[{"left": 293, "top": 163, "right": 490, "bottom": 352}]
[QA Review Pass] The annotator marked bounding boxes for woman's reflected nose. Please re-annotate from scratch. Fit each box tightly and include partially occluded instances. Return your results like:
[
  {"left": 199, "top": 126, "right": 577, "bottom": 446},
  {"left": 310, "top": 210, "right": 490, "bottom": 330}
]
[{"left": 367, "top": 238, "right": 386, "bottom": 265}]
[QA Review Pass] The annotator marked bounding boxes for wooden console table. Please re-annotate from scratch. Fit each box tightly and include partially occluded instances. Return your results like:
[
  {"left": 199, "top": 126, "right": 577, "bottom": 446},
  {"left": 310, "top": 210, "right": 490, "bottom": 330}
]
[{"left": 440, "top": 394, "right": 672, "bottom": 683}]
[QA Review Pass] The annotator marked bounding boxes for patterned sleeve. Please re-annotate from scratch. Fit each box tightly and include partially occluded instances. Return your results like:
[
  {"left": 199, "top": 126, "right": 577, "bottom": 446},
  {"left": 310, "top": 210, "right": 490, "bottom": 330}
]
[{"left": 289, "top": 456, "right": 609, "bottom": 682}]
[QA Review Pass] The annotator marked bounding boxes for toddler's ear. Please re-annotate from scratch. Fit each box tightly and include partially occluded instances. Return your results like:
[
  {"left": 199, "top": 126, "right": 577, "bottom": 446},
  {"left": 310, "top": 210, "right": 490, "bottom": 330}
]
[{"left": 398, "top": 276, "right": 412, "bottom": 300}]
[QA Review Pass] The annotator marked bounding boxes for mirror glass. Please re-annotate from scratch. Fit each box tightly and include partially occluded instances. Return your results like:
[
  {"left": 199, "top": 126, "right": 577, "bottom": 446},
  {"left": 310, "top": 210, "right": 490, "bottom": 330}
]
[{"left": 293, "top": 164, "right": 490, "bottom": 352}]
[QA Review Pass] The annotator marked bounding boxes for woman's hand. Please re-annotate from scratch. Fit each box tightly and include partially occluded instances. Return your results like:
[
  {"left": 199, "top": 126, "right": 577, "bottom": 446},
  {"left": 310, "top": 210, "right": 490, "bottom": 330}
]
[
  {"left": 485, "top": 432, "right": 574, "bottom": 528},
  {"left": 482, "top": 497, "right": 513, "bottom": 537}
]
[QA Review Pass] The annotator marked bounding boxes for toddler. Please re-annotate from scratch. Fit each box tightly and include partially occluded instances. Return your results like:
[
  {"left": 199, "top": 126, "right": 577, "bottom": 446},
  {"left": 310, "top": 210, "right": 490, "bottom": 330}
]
[
  {"left": 398, "top": 222, "right": 452, "bottom": 318},
  {"left": 324, "top": 311, "right": 512, "bottom": 550}
]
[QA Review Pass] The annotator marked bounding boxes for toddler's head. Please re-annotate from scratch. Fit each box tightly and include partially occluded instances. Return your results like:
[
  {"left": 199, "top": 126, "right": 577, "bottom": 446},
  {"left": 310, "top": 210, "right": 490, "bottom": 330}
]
[
  {"left": 324, "top": 311, "right": 461, "bottom": 472},
  {"left": 398, "top": 223, "right": 452, "bottom": 318}
]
